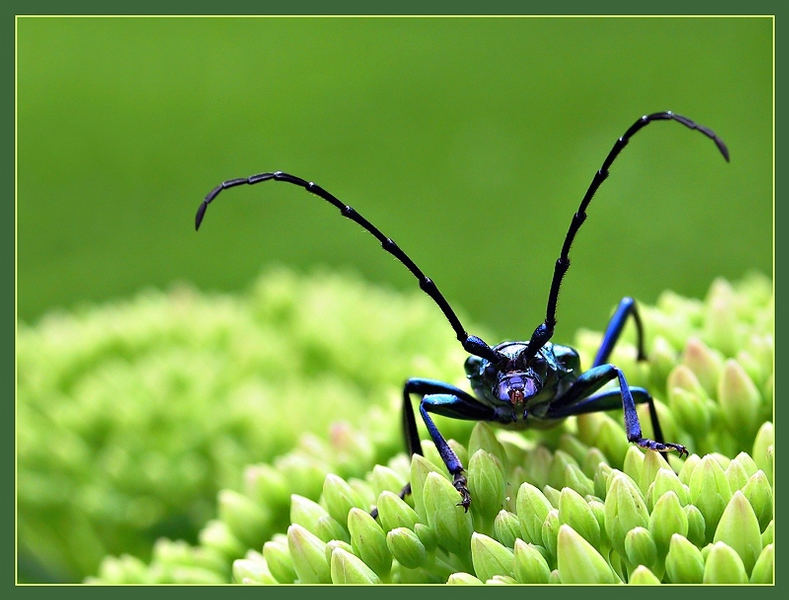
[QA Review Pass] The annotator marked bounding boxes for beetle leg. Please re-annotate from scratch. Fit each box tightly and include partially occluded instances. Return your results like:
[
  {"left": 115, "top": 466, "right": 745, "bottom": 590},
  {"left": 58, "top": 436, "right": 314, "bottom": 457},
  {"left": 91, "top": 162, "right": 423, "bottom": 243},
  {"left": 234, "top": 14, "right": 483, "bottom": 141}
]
[
  {"left": 593, "top": 296, "right": 646, "bottom": 366},
  {"left": 549, "top": 365, "right": 685, "bottom": 455},
  {"left": 400, "top": 379, "right": 495, "bottom": 511}
]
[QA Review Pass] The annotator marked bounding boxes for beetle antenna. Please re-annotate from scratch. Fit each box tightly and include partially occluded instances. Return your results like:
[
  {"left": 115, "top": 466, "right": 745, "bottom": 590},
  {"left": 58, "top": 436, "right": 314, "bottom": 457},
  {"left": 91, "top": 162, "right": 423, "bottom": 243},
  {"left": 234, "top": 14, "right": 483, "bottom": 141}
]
[
  {"left": 523, "top": 111, "right": 729, "bottom": 363},
  {"left": 195, "top": 171, "right": 507, "bottom": 364}
]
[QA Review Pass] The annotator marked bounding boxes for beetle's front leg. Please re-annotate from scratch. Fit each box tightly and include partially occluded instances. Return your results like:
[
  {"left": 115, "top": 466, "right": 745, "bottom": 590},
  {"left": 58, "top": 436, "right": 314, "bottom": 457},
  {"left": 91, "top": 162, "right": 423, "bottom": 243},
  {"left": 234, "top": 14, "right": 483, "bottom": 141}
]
[
  {"left": 549, "top": 365, "right": 687, "bottom": 456},
  {"left": 401, "top": 378, "right": 495, "bottom": 511}
]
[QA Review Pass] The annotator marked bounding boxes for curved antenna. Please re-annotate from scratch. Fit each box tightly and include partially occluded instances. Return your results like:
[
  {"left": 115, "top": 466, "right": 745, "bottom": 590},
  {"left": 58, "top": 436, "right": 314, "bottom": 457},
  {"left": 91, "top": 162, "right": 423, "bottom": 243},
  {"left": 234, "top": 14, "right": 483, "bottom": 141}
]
[
  {"left": 523, "top": 111, "right": 729, "bottom": 363},
  {"left": 195, "top": 171, "right": 506, "bottom": 364}
]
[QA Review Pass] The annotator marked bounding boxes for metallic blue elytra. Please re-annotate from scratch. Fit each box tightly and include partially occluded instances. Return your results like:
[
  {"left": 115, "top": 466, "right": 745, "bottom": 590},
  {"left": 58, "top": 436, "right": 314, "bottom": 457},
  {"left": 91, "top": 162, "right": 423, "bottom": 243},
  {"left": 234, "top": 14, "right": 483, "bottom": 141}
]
[{"left": 196, "top": 111, "right": 729, "bottom": 512}]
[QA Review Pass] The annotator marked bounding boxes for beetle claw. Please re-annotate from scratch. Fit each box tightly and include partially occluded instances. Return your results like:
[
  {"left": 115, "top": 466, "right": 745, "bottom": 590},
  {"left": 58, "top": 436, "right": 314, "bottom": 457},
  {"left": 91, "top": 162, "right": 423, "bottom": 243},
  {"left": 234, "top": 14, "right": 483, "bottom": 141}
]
[{"left": 453, "top": 473, "right": 472, "bottom": 512}]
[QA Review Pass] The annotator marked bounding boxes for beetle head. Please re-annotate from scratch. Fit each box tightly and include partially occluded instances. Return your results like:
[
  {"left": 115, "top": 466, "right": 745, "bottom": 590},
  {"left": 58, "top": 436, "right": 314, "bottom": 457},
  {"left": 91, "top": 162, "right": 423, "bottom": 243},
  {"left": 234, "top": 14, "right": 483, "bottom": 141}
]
[{"left": 496, "top": 370, "right": 543, "bottom": 407}]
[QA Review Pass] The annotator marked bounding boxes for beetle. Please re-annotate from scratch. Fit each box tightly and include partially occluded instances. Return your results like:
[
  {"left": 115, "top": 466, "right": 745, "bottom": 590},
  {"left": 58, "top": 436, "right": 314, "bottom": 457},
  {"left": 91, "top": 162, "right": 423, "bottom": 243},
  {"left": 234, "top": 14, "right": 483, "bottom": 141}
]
[{"left": 195, "top": 111, "right": 728, "bottom": 510}]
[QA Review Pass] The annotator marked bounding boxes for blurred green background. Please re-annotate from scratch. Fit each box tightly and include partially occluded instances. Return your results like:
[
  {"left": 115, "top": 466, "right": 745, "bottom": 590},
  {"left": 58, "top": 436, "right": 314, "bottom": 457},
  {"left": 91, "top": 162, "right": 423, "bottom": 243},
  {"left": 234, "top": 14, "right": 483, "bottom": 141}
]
[
  {"left": 18, "top": 16, "right": 771, "bottom": 340},
  {"left": 17, "top": 16, "right": 771, "bottom": 582}
]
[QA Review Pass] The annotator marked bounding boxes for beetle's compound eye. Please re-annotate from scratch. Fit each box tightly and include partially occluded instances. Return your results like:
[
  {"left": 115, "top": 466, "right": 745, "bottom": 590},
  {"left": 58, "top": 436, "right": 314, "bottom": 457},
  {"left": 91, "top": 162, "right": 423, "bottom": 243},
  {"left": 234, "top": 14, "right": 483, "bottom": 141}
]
[
  {"left": 464, "top": 355, "right": 485, "bottom": 377},
  {"left": 530, "top": 356, "right": 548, "bottom": 378}
]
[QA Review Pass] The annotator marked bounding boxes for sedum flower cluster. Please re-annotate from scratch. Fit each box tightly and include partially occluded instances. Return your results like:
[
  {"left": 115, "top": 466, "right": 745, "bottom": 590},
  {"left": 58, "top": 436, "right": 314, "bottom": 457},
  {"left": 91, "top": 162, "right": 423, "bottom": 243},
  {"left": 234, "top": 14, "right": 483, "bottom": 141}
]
[
  {"left": 18, "top": 269, "right": 464, "bottom": 580},
  {"left": 87, "top": 273, "right": 773, "bottom": 585}
]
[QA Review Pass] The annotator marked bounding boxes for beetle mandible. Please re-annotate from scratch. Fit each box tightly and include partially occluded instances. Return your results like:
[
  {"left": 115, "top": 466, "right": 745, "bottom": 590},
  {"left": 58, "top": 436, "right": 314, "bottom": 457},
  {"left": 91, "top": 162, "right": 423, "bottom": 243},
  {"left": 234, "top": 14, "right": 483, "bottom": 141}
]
[{"left": 195, "top": 111, "right": 729, "bottom": 511}]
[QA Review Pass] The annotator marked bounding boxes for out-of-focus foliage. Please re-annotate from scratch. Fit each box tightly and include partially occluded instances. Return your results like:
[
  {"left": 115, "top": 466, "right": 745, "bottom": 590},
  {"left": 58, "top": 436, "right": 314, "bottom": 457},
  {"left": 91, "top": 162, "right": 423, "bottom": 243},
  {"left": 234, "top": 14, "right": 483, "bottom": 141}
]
[
  {"left": 18, "top": 269, "right": 471, "bottom": 581},
  {"left": 18, "top": 17, "right": 771, "bottom": 339},
  {"left": 80, "top": 271, "right": 771, "bottom": 584}
]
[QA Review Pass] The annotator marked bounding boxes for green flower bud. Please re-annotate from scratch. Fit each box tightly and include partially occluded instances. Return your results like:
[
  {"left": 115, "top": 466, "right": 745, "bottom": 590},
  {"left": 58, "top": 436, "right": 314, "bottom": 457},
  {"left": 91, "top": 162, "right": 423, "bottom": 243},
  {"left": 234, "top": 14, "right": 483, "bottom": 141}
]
[
  {"left": 350, "top": 478, "right": 376, "bottom": 509},
  {"left": 752, "top": 422, "right": 774, "bottom": 482},
  {"left": 467, "top": 422, "right": 506, "bottom": 465},
  {"left": 648, "top": 491, "right": 688, "bottom": 557},
  {"left": 386, "top": 527, "right": 426, "bottom": 569},
  {"left": 576, "top": 412, "right": 604, "bottom": 447},
  {"left": 165, "top": 566, "right": 227, "bottom": 585},
  {"left": 548, "top": 450, "right": 579, "bottom": 489},
  {"left": 649, "top": 468, "right": 689, "bottom": 507},
  {"left": 594, "top": 461, "right": 613, "bottom": 499},
  {"left": 558, "top": 487, "right": 600, "bottom": 548},
  {"left": 629, "top": 565, "right": 661, "bottom": 584},
  {"left": 704, "top": 278, "right": 739, "bottom": 356},
  {"left": 623, "top": 445, "right": 645, "bottom": 487},
  {"left": 493, "top": 510, "right": 521, "bottom": 548},
  {"left": 516, "top": 482, "right": 553, "bottom": 545},
  {"left": 217, "top": 489, "right": 270, "bottom": 548},
  {"left": 624, "top": 527, "right": 657, "bottom": 572},
  {"left": 718, "top": 359, "right": 762, "bottom": 443},
  {"left": 276, "top": 454, "right": 327, "bottom": 500},
  {"left": 558, "top": 433, "right": 590, "bottom": 465},
  {"left": 724, "top": 458, "right": 750, "bottom": 492},
  {"left": 731, "top": 451, "right": 759, "bottom": 478},
  {"left": 198, "top": 520, "right": 245, "bottom": 560},
  {"left": 641, "top": 449, "right": 671, "bottom": 495},
  {"left": 370, "top": 465, "right": 407, "bottom": 498},
  {"left": 541, "top": 508, "right": 561, "bottom": 559},
  {"left": 703, "top": 541, "right": 747, "bottom": 584},
  {"left": 649, "top": 335, "right": 678, "bottom": 388},
  {"left": 410, "top": 454, "right": 444, "bottom": 520},
  {"left": 262, "top": 538, "right": 297, "bottom": 583},
  {"left": 750, "top": 543, "right": 773, "bottom": 584},
  {"left": 467, "top": 449, "right": 505, "bottom": 522},
  {"left": 347, "top": 507, "right": 391, "bottom": 578},
  {"left": 324, "top": 539, "right": 354, "bottom": 565},
  {"left": 375, "top": 490, "right": 420, "bottom": 532},
  {"left": 95, "top": 554, "right": 148, "bottom": 584},
  {"left": 688, "top": 455, "right": 732, "bottom": 539},
  {"left": 678, "top": 453, "right": 701, "bottom": 486},
  {"left": 330, "top": 547, "right": 381, "bottom": 584},
  {"left": 683, "top": 504, "right": 707, "bottom": 548},
  {"left": 542, "top": 485, "right": 561, "bottom": 509},
  {"left": 316, "top": 515, "right": 350, "bottom": 543},
  {"left": 708, "top": 452, "right": 731, "bottom": 469},
  {"left": 761, "top": 520, "right": 773, "bottom": 547},
  {"left": 665, "top": 534, "right": 704, "bottom": 583},
  {"left": 581, "top": 447, "right": 609, "bottom": 479},
  {"left": 328, "top": 422, "right": 376, "bottom": 472},
  {"left": 713, "top": 490, "right": 762, "bottom": 574},
  {"left": 668, "top": 388, "right": 709, "bottom": 440},
  {"left": 562, "top": 463, "right": 595, "bottom": 497},
  {"left": 513, "top": 539, "right": 551, "bottom": 584},
  {"left": 446, "top": 572, "right": 483, "bottom": 584},
  {"left": 287, "top": 524, "right": 331, "bottom": 584},
  {"left": 290, "top": 494, "right": 331, "bottom": 537},
  {"left": 594, "top": 416, "right": 629, "bottom": 466},
  {"left": 605, "top": 473, "right": 649, "bottom": 555},
  {"left": 232, "top": 551, "right": 278, "bottom": 584},
  {"left": 471, "top": 532, "right": 514, "bottom": 581},
  {"left": 422, "top": 472, "right": 473, "bottom": 557},
  {"left": 322, "top": 473, "right": 367, "bottom": 525},
  {"left": 414, "top": 522, "right": 437, "bottom": 552},
  {"left": 527, "top": 445, "right": 554, "bottom": 489},
  {"left": 587, "top": 499, "right": 607, "bottom": 548},
  {"left": 682, "top": 337, "right": 723, "bottom": 396},
  {"left": 486, "top": 575, "right": 517, "bottom": 584},
  {"left": 556, "top": 525, "right": 619, "bottom": 584},
  {"left": 243, "top": 463, "right": 290, "bottom": 511}
]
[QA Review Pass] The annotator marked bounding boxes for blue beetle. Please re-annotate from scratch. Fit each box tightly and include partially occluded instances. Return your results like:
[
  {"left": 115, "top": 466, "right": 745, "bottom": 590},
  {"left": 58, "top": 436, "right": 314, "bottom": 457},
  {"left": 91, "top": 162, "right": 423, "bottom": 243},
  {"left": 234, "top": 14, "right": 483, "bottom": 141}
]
[{"left": 196, "top": 111, "right": 728, "bottom": 510}]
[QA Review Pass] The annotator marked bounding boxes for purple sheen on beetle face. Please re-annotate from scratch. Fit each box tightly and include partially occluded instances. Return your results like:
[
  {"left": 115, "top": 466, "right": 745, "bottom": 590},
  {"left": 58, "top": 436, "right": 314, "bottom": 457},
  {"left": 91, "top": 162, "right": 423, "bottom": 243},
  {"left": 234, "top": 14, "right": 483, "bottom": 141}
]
[{"left": 497, "top": 373, "right": 539, "bottom": 406}]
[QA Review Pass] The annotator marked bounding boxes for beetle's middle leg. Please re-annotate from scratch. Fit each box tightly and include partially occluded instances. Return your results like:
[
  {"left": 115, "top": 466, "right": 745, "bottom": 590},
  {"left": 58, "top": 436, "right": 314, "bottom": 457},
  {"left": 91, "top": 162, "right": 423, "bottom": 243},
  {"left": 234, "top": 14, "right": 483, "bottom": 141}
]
[
  {"left": 548, "top": 365, "right": 686, "bottom": 455},
  {"left": 593, "top": 296, "right": 646, "bottom": 366},
  {"left": 401, "top": 378, "right": 495, "bottom": 511}
]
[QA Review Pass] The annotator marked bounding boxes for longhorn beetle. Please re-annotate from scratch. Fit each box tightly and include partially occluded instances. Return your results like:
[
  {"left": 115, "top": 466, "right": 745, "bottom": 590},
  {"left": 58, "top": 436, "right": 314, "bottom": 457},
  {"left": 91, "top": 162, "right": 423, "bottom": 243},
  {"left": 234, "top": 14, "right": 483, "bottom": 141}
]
[{"left": 195, "top": 111, "right": 729, "bottom": 511}]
